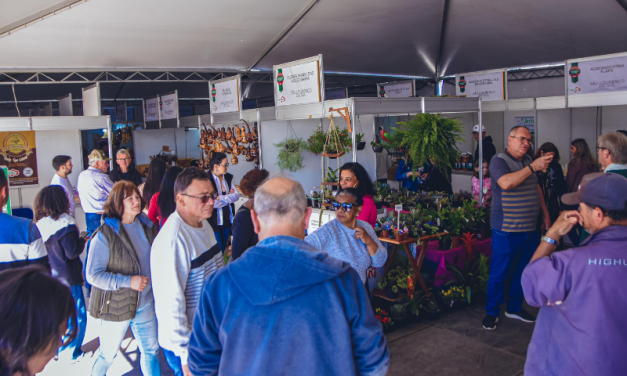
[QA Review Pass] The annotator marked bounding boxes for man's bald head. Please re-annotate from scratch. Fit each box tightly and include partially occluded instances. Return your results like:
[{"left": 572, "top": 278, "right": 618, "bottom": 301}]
[{"left": 254, "top": 176, "right": 307, "bottom": 225}]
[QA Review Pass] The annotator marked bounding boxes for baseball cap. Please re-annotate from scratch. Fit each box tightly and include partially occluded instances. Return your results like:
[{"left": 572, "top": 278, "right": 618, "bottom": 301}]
[
  {"left": 472, "top": 124, "right": 485, "bottom": 133},
  {"left": 561, "top": 172, "right": 627, "bottom": 210},
  {"left": 87, "top": 149, "right": 111, "bottom": 164}
]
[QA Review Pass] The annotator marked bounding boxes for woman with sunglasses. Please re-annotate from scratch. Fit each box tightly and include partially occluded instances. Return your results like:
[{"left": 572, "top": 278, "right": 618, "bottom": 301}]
[
  {"left": 305, "top": 188, "right": 387, "bottom": 284},
  {"left": 338, "top": 162, "right": 377, "bottom": 228},
  {"left": 86, "top": 181, "right": 160, "bottom": 376},
  {"left": 208, "top": 152, "right": 239, "bottom": 252}
]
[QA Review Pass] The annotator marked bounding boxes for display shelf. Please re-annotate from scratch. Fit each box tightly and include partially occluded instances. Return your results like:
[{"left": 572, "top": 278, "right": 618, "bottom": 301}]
[{"left": 321, "top": 152, "right": 345, "bottom": 158}]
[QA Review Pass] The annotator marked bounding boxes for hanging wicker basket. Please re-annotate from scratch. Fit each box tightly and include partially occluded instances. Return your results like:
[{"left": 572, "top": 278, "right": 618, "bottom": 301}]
[{"left": 322, "top": 116, "right": 346, "bottom": 159}]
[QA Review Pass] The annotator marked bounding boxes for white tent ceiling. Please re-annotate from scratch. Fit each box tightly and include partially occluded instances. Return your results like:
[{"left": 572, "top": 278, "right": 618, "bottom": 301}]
[{"left": 1, "top": 0, "right": 626, "bottom": 77}]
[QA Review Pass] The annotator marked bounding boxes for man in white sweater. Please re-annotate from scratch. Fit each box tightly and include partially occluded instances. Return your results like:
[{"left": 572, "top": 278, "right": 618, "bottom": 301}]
[{"left": 151, "top": 167, "right": 223, "bottom": 376}]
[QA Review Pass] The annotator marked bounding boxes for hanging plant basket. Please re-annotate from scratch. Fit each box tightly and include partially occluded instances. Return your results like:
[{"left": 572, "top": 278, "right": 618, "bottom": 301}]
[
  {"left": 322, "top": 116, "right": 350, "bottom": 159},
  {"left": 274, "top": 122, "right": 307, "bottom": 172},
  {"left": 372, "top": 143, "right": 384, "bottom": 153},
  {"left": 356, "top": 141, "right": 366, "bottom": 150}
]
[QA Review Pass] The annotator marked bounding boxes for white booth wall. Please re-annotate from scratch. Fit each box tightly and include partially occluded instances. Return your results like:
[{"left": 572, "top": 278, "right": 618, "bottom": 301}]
[
  {"left": 601, "top": 105, "right": 627, "bottom": 134},
  {"left": 259, "top": 119, "right": 325, "bottom": 194},
  {"left": 9, "top": 130, "right": 87, "bottom": 231}
]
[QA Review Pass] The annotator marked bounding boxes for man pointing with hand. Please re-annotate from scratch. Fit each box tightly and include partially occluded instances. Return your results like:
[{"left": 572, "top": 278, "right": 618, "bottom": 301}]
[
  {"left": 482, "top": 126, "right": 552, "bottom": 330},
  {"left": 522, "top": 172, "right": 627, "bottom": 376}
]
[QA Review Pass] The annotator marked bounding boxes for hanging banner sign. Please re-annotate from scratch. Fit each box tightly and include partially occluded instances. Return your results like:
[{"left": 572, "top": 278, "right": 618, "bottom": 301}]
[
  {"left": 567, "top": 56, "right": 627, "bottom": 95},
  {"left": 159, "top": 93, "right": 178, "bottom": 120},
  {"left": 274, "top": 59, "right": 322, "bottom": 107},
  {"left": 210, "top": 76, "right": 241, "bottom": 114},
  {"left": 145, "top": 98, "right": 159, "bottom": 122},
  {"left": 0, "top": 131, "right": 39, "bottom": 187},
  {"left": 456, "top": 71, "right": 506, "bottom": 101},
  {"left": 378, "top": 82, "right": 414, "bottom": 98},
  {"left": 1, "top": 166, "right": 10, "bottom": 214}
]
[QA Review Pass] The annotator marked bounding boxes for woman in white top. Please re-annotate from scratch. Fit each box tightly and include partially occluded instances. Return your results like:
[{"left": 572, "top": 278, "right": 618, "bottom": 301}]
[{"left": 207, "top": 152, "right": 239, "bottom": 252}]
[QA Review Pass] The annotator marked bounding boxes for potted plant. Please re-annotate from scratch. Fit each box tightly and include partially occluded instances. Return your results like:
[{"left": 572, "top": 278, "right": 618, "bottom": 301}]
[
  {"left": 305, "top": 126, "right": 325, "bottom": 155},
  {"left": 371, "top": 140, "right": 384, "bottom": 153},
  {"left": 448, "top": 208, "right": 464, "bottom": 248},
  {"left": 377, "top": 276, "right": 397, "bottom": 299},
  {"left": 375, "top": 308, "right": 394, "bottom": 333},
  {"left": 419, "top": 294, "right": 440, "bottom": 319},
  {"left": 356, "top": 133, "right": 366, "bottom": 150},
  {"left": 388, "top": 113, "right": 464, "bottom": 181},
  {"left": 442, "top": 252, "right": 490, "bottom": 305},
  {"left": 440, "top": 285, "right": 467, "bottom": 311},
  {"left": 323, "top": 167, "right": 339, "bottom": 191},
  {"left": 274, "top": 138, "right": 307, "bottom": 172},
  {"left": 438, "top": 233, "right": 452, "bottom": 250},
  {"left": 390, "top": 303, "right": 410, "bottom": 328}
]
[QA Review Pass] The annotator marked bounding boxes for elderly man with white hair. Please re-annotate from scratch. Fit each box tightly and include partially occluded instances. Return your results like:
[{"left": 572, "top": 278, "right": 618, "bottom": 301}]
[
  {"left": 188, "top": 176, "right": 389, "bottom": 376},
  {"left": 77, "top": 149, "right": 114, "bottom": 295},
  {"left": 109, "top": 148, "right": 143, "bottom": 186}
]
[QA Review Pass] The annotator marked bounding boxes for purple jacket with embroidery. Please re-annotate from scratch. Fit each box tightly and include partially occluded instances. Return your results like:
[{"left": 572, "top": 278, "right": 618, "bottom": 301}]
[{"left": 522, "top": 225, "right": 627, "bottom": 376}]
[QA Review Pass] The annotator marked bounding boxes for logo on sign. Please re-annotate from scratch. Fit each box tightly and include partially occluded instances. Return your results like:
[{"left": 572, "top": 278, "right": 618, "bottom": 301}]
[
  {"left": 23, "top": 167, "right": 33, "bottom": 177},
  {"left": 569, "top": 63, "right": 581, "bottom": 84},
  {"left": 8, "top": 169, "right": 19, "bottom": 178},
  {"left": 458, "top": 76, "right": 467, "bottom": 93},
  {"left": 277, "top": 69, "right": 284, "bottom": 92},
  {"left": 213, "top": 105, "right": 217, "bottom": 111},
  {"left": 278, "top": 96, "right": 286, "bottom": 103},
  {"left": 211, "top": 84, "right": 216, "bottom": 103}
]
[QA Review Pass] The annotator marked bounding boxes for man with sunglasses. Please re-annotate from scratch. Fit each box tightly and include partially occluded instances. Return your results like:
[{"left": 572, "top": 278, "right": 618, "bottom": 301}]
[
  {"left": 482, "top": 125, "right": 553, "bottom": 331},
  {"left": 108, "top": 149, "right": 143, "bottom": 186},
  {"left": 151, "top": 167, "right": 223, "bottom": 376}
]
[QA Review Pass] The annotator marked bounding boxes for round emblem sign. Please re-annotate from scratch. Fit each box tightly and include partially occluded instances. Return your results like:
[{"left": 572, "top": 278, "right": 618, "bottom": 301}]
[{"left": 23, "top": 167, "right": 33, "bottom": 177}]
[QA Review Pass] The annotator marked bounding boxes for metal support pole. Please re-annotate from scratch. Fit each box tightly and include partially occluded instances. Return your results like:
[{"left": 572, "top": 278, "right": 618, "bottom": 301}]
[
  {"left": 478, "top": 99, "right": 483, "bottom": 206},
  {"left": 107, "top": 116, "right": 113, "bottom": 172},
  {"left": 351, "top": 99, "right": 357, "bottom": 162},
  {"left": 257, "top": 110, "right": 264, "bottom": 169}
]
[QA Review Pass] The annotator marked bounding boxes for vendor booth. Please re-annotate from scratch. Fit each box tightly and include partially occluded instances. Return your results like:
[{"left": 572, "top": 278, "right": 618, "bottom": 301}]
[{"left": 0, "top": 115, "right": 111, "bottom": 232}]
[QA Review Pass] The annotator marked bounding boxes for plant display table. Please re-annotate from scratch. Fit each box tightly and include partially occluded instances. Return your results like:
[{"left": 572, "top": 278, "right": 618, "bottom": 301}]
[{"left": 372, "top": 233, "right": 446, "bottom": 301}]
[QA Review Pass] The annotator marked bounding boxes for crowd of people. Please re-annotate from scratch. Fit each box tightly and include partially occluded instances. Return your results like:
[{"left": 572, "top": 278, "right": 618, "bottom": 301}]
[{"left": 0, "top": 126, "right": 626, "bottom": 376}]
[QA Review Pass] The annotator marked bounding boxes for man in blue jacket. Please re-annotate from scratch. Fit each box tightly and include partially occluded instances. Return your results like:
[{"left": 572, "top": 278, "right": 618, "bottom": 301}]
[{"left": 189, "top": 176, "right": 389, "bottom": 376}]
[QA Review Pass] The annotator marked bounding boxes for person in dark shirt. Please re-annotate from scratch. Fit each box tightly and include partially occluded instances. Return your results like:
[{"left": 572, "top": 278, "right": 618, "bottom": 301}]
[
  {"left": 231, "top": 169, "right": 269, "bottom": 261},
  {"left": 473, "top": 124, "right": 497, "bottom": 165},
  {"left": 108, "top": 149, "right": 143, "bottom": 186}
]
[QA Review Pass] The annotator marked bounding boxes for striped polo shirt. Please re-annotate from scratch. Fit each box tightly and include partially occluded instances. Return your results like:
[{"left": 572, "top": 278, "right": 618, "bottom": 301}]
[{"left": 489, "top": 151, "right": 540, "bottom": 233}]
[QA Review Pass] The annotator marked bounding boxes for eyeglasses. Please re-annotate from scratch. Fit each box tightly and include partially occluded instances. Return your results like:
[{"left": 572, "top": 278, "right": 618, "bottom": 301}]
[
  {"left": 181, "top": 191, "right": 219, "bottom": 203},
  {"left": 220, "top": 163, "right": 229, "bottom": 168},
  {"left": 117, "top": 158, "right": 130, "bottom": 162},
  {"left": 509, "top": 136, "right": 533, "bottom": 144},
  {"left": 596, "top": 147, "right": 608, "bottom": 152},
  {"left": 332, "top": 202, "right": 355, "bottom": 213}
]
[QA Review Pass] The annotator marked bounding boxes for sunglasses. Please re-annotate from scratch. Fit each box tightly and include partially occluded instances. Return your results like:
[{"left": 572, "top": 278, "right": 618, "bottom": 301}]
[
  {"left": 181, "top": 191, "right": 219, "bottom": 203},
  {"left": 332, "top": 202, "right": 354, "bottom": 213}
]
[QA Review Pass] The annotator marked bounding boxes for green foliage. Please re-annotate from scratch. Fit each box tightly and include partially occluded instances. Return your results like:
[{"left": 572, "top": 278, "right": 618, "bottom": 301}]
[
  {"left": 305, "top": 126, "right": 325, "bottom": 155},
  {"left": 388, "top": 113, "right": 464, "bottom": 181},
  {"left": 324, "top": 167, "right": 338, "bottom": 182},
  {"left": 356, "top": 133, "right": 364, "bottom": 143},
  {"left": 274, "top": 138, "right": 307, "bottom": 172},
  {"left": 443, "top": 254, "right": 491, "bottom": 304},
  {"left": 390, "top": 303, "right": 410, "bottom": 319},
  {"left": 324, "top": 127, "right": 352, "bottom": 154}
]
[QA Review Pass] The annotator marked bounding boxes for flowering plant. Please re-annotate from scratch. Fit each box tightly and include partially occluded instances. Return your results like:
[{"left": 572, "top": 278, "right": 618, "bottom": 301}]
[
  {"left": 375, "top": 308, "right": 394, "bottom": 329},
  {"left": 440, "top": 285, "right": 466, "bottom": 307}
]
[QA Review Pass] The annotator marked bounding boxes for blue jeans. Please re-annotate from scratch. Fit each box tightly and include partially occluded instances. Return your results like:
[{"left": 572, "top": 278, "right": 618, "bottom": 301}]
[
  {"left": 60, "top": 285, "right": 87, "bottom": 359},
  {"left": 485, "top": 229, "right": 539, "bottom": 317},
  {"left": 84, "top": 213, "right": 102, "bottom": 293},
  {"left": 163, "top": 349, "right": 184, "bottom": 376},
  {"left": 214, "top": 227, "right": 231, "bottom": 252},
  {"left": 91, "top": 302, "right": 161, "bottom": 376}
]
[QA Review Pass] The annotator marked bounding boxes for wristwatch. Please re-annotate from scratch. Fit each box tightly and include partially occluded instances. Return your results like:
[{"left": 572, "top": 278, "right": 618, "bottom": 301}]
[
  {"left": 528, "top": 165, "right": 534, "bottom": 173},
  {"left": 541, "top": 236, "right": 559, "bottom": 246}
]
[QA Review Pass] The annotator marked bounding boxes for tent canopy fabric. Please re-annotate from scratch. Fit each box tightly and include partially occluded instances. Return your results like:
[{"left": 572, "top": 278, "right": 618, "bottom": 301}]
[{"left": 0, "top": 0, "right": 626, "bottom": 77}]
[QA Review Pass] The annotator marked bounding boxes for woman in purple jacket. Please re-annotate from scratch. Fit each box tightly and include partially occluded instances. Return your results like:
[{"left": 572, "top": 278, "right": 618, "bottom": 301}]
[{"left": 34, "top": 185, "right": 86, "bottom": 360}]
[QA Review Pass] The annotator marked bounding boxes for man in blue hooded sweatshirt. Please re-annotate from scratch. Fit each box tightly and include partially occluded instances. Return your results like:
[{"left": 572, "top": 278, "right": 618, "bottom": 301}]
[{"left": 189, "top": 176, "right": 389, "bottom": 376}]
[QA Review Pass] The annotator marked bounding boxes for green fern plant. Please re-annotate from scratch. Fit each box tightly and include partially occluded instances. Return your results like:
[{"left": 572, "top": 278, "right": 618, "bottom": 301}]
[
  {"left": 388, "top": 113, "right": 465, "bottom": 181},
  {"left": 274, "top": 138, "right": 307, "bottom": 172}
]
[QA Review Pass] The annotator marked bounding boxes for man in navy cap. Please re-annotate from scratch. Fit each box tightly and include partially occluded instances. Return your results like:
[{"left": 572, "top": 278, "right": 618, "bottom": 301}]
[{"left": 522, "top": 172, "right": 627, "bottom": 376}]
